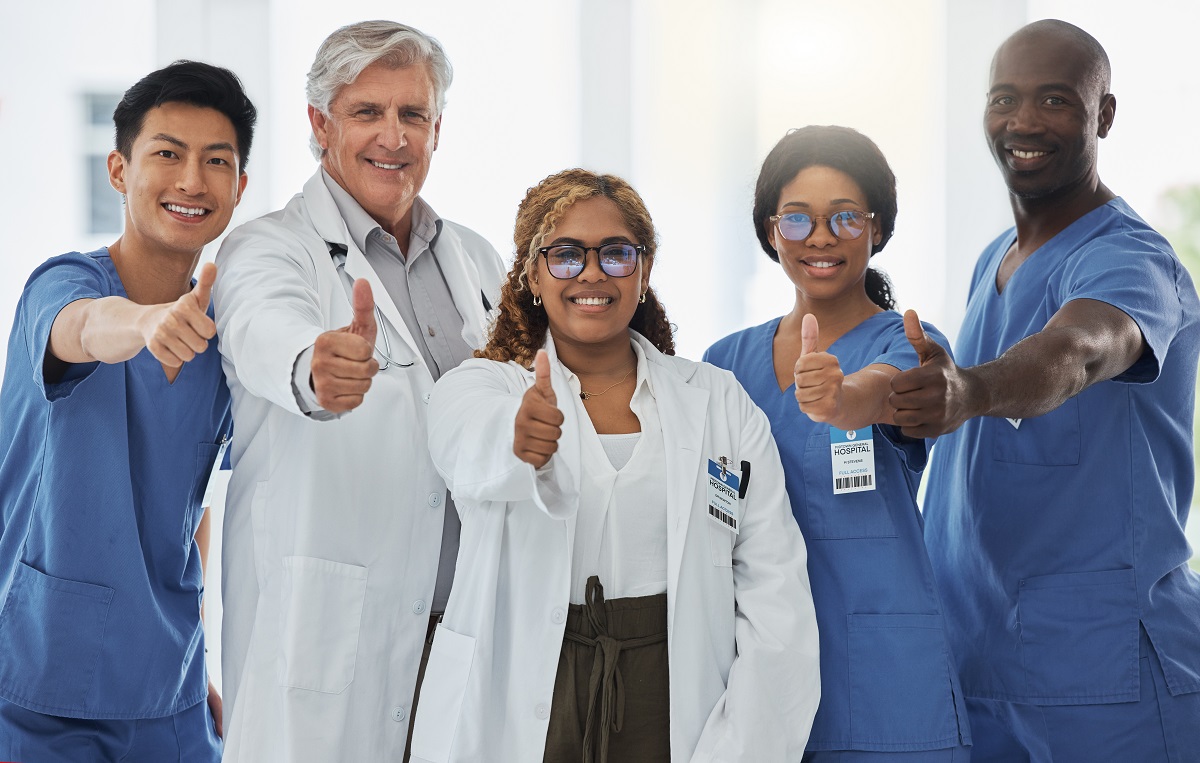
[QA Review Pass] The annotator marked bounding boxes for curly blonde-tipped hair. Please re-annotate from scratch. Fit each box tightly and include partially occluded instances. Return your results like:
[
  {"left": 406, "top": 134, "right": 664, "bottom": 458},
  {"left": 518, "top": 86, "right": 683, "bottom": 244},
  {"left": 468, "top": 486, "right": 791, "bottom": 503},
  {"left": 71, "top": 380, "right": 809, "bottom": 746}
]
[{"left": 477, "top": 168, "right": 675, "bottom": 368}]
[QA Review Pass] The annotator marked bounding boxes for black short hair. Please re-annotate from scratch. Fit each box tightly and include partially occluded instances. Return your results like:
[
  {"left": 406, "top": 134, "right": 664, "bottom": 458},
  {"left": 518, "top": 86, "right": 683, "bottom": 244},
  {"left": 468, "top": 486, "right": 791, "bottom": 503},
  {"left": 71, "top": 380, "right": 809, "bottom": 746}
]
[
  {"left": 753, "top": 125, "right": 899, "bottom": 309},
  {"left": 113, "top": 60, "right": 257, "bottom": 171}
]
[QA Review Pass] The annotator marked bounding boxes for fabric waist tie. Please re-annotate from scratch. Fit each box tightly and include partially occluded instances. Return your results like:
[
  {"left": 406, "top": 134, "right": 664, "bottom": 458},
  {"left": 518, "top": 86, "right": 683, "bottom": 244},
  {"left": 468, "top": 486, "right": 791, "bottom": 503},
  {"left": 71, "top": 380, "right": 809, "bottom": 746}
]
[{"left": 563, "top": 576, "right": 667, "bottom": 763}]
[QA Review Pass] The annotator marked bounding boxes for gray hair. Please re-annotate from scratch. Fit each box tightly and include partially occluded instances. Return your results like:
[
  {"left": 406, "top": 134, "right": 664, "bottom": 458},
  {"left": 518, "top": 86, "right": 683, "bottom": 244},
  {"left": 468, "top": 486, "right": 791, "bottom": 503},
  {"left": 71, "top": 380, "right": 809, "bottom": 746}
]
[{"left": 306, "top": 20, "right": 453, "bottom": 159}]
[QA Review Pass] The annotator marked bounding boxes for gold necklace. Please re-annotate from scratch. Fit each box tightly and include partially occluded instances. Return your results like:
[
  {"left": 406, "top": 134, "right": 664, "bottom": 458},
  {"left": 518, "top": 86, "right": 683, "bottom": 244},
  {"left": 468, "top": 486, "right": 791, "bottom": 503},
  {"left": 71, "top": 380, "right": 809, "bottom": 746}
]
[{"left": 579, "top": 366, "right": 635, "bottom": 401}]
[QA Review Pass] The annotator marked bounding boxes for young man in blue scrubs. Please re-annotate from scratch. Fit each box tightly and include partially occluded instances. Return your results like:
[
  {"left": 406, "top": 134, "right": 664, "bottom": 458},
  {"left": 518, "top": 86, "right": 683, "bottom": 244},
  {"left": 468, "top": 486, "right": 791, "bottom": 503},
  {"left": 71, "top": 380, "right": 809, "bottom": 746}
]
[
  {"left": 890, "top": 19, "right": 1200, "bottom": 762},
  {"left": 0, "top": 61, "right": 255, "bottom": 762}
]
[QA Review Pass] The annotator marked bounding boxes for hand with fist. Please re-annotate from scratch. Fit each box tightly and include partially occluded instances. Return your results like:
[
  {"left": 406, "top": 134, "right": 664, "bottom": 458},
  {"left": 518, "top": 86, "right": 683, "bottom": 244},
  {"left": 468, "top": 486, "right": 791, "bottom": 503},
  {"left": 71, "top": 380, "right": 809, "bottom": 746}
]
[
  {"left": 139, "top": 261, "right": 220, "bottom": 368},
  {"left": 889, "top": 309, "right": 977, "bottom": 438},
  {"left": 793, "top": 313, "right": 846, "bottom": 423},
  {"left": 513, "top": 350, "right": 564, "bottom": 468},
  {"left": 310, "top": 278, "right": 380, "bottom": 414}
]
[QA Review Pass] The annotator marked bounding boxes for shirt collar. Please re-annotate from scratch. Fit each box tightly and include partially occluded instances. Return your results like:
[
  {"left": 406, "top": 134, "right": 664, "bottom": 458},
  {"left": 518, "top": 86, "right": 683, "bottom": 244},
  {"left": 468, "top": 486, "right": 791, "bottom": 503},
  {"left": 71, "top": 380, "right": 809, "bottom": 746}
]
[
  {"left": 554, "top": 331, "right": 655, "bottom": 402},
  {"left": 321, "top": 168, "right": 444, "bottom": 256}
]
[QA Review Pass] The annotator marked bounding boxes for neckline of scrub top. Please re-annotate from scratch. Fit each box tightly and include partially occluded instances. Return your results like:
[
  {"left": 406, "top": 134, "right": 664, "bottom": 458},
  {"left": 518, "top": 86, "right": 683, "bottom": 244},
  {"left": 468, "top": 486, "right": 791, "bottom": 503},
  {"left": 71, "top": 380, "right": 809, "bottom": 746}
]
[{"left": 767, "top": 310, "right": 894, "bottom": 395}]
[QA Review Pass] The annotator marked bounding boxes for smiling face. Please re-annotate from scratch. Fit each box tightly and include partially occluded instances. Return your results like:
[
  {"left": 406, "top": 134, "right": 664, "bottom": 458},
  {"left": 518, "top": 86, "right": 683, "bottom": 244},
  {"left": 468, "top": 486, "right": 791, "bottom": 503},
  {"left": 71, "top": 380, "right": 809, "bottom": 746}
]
[
  {"left": 108, "top": 101, "right": 247, "bottom": 258},
  {"left": 309, "top": 61, "right": 441, "bottom": 237},
  {"left": 769, "top": 165, "right": 880, "bottom": 306},
  {"left": 529, "top": 196, "right": 650, "bottom": 354},
  {"left": 985, "top": 29, "right": 1114, "bottom": 200}
]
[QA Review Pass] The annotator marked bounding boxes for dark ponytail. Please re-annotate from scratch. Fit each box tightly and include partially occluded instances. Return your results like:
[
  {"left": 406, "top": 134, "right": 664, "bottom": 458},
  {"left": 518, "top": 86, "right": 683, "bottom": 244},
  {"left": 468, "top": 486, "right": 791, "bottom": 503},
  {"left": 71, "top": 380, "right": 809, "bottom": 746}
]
[{"left": 865, "top": 267, "right": 895, "bottom": 310}]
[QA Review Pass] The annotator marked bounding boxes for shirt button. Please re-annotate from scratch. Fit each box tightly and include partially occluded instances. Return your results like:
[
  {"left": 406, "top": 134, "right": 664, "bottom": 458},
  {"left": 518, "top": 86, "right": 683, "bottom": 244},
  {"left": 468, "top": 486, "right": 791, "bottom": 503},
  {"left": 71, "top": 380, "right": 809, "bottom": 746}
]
[
  {"left": 412, "top": 600, "right": 427, "bottom": 615},
  {"left": 535, "top": 702, "right": 550, "bottom": 720},
  {"left": 551, "top": 607, "right": 566, "bottom": 624},
  {"left": 428, "top": 492, "right": 442, "bottom": 507},
  {"left": 392, "top": 706, "right": 407, "bottom": 722},
  {"left": 427, "top": 325, "right": 437, "bottom": 337}
]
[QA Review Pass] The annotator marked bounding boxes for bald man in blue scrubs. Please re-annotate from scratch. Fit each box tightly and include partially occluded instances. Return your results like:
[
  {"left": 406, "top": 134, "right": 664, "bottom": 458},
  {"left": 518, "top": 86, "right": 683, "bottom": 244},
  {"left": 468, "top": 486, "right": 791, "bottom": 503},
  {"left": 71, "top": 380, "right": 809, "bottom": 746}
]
[{"left": 890, "top": 19, "right": 1200, "bottom": 763}]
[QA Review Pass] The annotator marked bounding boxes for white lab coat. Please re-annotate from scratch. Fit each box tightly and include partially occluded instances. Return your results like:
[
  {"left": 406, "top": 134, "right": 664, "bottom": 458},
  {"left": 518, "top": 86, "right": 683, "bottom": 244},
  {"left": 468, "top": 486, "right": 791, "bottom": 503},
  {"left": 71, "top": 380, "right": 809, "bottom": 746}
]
[
  {"left": 411, "top": 332, "right": 820, "bottom": 763},
  {"left": 212, "top": 170, "right": 505, "bottom": 762}
]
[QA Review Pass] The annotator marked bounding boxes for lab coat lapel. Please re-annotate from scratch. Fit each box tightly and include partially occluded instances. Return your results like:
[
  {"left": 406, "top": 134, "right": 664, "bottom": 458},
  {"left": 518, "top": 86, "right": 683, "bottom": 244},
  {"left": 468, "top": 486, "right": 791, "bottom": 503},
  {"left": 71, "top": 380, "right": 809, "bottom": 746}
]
[
  {"left": 302, "top": 171, "right": 425, "bottom": 373},
  {"left": 543, "top": 335, "right": 582, "bottom": 543},
  {"left": 435, "top": 224, "right": 490, "bottom": 348},
  {"left": 648, "top": 348, "right": 709, "bottom": 632}
]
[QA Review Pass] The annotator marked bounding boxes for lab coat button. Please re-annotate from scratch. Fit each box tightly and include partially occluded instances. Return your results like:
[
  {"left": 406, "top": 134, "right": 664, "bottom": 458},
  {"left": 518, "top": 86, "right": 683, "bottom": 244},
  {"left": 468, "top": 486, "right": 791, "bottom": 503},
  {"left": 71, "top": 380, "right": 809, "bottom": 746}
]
[
  {"left": 392, "top": 706, "right": 407, "bottom": 722},
  {"left": 551, "top": 607, "right": 566, "bottom": 624},
  {"left": 412, "top": 600, "right": 427, "bottom": 615},
  {"left": 428, "top": 492, "right": 442, "bottom": 507},
  {"left": 535, "top": 702, "right": 550, "bottom": 720},
  {"left": 423, "top": 392, "right": 431, "bottom": 405}
]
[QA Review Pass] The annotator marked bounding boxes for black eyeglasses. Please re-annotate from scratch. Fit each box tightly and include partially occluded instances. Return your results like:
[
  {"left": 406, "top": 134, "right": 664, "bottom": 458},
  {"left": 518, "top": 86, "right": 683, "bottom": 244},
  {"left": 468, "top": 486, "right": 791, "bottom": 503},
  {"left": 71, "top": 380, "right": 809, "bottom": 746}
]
[
  {"left": 537, "top": 243, "right": 646, "bottom": 279},
  {"left": 769, "top": 209, "right": 875, "bottom": 242}
]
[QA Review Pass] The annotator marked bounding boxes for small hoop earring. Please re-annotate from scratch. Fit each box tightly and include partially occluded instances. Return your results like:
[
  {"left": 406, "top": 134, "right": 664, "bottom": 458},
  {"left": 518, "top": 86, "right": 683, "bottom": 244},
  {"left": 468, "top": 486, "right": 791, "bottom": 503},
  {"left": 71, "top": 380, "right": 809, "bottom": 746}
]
[
  {"left": 533, "top": 294, "right": 542, "bottom": 306},
  {"left": 639, "top": 291, "right": 647, "bottom": 304}
]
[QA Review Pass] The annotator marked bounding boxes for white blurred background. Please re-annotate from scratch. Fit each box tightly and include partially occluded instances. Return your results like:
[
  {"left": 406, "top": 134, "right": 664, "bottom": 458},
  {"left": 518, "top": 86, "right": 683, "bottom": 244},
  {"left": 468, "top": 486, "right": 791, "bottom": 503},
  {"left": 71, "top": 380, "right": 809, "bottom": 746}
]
[{"left": 2, "top": 0, "right": 1198, "bottom": 691}]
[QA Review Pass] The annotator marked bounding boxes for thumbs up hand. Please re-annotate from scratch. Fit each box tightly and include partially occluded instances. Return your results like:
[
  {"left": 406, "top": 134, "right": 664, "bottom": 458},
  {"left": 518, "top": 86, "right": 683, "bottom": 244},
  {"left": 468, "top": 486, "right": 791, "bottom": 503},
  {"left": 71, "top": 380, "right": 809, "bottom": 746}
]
[
  {"left": 514, "top": 349, "right": 564, "bottom": 468},
  {"left": 793, "top": 313, "right": 846, "bottom": 423},
  {"left": 889, "top": 309, "right": 972, "bottom": 438},
  {"left": 311, "top": 278, "right": 381, "bottom": 413},
  {"left": 142, "top": 262, "right": 219, "bottom": 368}
]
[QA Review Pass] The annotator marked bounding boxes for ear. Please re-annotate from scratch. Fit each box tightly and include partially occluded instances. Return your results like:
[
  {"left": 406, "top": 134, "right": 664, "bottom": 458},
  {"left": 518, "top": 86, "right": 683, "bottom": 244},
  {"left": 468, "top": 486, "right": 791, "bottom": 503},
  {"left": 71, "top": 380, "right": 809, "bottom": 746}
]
[
  {"left": 432, "top": 114, "right": 442, "bottom": 152},
  {"left": 234, "top": 172, "right": 249, "bottom": 206},
  {"left": 766, "top": 222, "right": 781, "bottom": 257},
  {"left": 308, "top": 105, "right": 330, "bottom": 152},
  {"left": 107, "top": 149, "right": 127, "bottom": 194},
  {"left": 640, "top": 255, "right": 653, "bottom": 294},
  {"left": 1097, "top": 93, "right": 1116, "bottom": 139}
]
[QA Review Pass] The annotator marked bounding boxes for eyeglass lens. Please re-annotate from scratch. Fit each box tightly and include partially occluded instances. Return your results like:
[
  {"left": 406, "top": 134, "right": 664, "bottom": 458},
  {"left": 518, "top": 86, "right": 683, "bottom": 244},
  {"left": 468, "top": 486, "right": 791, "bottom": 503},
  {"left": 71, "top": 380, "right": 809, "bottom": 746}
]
[
  {"left": 777, "top": 210, "right": 869, "bottom": 242},
  {"left": 543, "top": 244, "right": 640, "bottom": 279}
]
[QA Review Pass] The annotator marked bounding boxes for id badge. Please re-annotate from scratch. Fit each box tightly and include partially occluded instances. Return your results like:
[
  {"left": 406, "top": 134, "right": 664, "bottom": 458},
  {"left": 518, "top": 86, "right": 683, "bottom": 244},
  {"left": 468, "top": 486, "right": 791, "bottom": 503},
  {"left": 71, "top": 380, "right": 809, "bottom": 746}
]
[
  {"left": 200, "top": 437, "right": 231, "bottom": 508},
  {"left": 830, "top": 426, "right": 876, "bottom": 494},
  {"left": 706, "top": 459, "right": 740, "bottom": 535}
]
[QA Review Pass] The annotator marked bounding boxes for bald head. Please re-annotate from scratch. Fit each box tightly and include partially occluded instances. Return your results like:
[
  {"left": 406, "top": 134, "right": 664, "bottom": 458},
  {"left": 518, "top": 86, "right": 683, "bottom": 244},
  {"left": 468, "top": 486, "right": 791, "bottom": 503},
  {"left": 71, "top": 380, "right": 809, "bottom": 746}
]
[{"left": 995, "top": 20, "right": 1111, "bottom": 99}]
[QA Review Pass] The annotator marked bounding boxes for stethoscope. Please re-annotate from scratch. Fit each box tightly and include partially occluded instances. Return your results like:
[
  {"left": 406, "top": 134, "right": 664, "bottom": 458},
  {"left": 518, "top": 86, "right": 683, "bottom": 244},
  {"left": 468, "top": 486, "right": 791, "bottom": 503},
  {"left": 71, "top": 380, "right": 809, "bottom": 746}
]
[{"left": 328, "top": 242, "right": 415, "bottom": 370}]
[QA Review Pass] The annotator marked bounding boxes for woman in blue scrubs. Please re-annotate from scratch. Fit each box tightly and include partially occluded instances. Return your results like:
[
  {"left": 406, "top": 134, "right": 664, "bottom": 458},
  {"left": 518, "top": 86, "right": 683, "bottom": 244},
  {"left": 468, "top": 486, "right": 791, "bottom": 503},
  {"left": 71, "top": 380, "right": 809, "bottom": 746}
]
[{"left": 704, "top": 126, "right": 971, "bottom": 761}]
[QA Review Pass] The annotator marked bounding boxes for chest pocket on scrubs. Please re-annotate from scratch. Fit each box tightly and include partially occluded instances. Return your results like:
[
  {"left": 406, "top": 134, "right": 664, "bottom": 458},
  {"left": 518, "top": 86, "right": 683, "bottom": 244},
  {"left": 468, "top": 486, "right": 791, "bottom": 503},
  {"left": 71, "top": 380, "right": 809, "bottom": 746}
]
[
  {"left": 182, "top": 440, "right": 222, "bottom": 545},
  {"left": 801, "top": 430, "right": 897, "bottom": 539},
  {"left": 991, "top": 396, "right": 1080, "bottom": 465}
]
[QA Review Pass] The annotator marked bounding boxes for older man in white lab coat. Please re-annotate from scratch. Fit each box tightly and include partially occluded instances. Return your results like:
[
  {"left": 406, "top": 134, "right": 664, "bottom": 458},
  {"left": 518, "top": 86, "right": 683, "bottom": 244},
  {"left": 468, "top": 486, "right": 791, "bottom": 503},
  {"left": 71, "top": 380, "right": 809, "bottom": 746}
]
[{"left": 212, "top": 21, "right": 504, "bottom": 762}]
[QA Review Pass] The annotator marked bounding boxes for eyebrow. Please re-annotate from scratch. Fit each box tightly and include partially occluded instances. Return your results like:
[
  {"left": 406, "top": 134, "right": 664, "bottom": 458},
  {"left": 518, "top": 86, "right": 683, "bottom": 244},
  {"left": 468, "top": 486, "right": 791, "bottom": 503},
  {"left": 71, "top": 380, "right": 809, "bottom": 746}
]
[
  {"left": 780, "top": 198, "right": 861, "bottom": 209},
  {"left": 148, "top": 133, "right": 236, "bottom": 154},
  {"left": 988, "top": 82, "right": 1081, "bottom": 95},
  {"left": 546, "top": 236, "right": 634, "bottom": 246}
]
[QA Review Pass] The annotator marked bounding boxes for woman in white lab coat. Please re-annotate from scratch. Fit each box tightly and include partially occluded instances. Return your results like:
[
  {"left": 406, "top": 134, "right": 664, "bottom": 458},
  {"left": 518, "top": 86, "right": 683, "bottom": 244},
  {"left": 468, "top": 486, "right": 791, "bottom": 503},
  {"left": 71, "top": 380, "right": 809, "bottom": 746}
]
[{"left": 409, "top": 169, "right": 820, "bottom": 763}]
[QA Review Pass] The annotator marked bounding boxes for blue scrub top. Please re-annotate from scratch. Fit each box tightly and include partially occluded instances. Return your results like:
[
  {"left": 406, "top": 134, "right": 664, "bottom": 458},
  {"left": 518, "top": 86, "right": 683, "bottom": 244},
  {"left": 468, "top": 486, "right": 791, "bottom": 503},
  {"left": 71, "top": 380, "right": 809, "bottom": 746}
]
[
  {"left": 706, "top": 310, "right": 970, "bottom": 753},
  {"left": 924, "top": 199, "right": 1200, "bottom": 706},
  {"left": 0, "top": 249, "right": 231, "bottom": 719}
]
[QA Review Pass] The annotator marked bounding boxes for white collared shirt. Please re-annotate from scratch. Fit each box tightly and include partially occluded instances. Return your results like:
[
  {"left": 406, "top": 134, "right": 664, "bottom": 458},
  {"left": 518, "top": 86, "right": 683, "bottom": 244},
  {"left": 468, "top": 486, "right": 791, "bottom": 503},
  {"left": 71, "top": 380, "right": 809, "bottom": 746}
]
[{"left": 561, "top": 340, "right": 668, "bottom": 604}]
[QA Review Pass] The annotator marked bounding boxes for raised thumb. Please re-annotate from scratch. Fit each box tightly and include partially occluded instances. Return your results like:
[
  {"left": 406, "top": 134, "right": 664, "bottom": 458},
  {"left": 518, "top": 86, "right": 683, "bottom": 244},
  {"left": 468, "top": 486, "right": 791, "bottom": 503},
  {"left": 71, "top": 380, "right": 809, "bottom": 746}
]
[
  {"left": 349, "top": 278, "right": 378, "bottom": 348},
  {"left": 800, "top": 313, "right": 819, "bottom": 355}
]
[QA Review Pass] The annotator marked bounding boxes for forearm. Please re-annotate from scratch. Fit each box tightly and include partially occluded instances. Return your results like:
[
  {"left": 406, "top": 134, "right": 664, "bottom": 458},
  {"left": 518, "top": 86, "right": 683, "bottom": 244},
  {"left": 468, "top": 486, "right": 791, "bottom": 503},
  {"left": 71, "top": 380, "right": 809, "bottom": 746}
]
[
  {"left": 52, "top": 297, "right": 157, "bottom": 365},
  {"left": 966, "top": 322, "right": 1140, "bottom": 420}
]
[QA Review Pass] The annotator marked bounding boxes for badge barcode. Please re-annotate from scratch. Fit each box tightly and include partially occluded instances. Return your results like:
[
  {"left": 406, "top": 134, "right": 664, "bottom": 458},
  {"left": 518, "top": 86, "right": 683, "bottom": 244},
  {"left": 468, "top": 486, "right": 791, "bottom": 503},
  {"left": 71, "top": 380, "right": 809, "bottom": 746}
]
[
  {"left": 835, "top": 474, "right": 874, "bottom": 490},
  {"left": 708, "top": 504, "right": 738, "bottom": 530}
]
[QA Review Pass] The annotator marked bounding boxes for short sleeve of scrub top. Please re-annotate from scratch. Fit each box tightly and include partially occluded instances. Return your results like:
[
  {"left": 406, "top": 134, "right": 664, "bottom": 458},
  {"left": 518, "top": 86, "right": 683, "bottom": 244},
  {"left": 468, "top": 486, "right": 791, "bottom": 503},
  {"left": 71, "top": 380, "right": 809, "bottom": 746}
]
[{"left": 17, "top": 253, "right": 109, "bottom": 400}]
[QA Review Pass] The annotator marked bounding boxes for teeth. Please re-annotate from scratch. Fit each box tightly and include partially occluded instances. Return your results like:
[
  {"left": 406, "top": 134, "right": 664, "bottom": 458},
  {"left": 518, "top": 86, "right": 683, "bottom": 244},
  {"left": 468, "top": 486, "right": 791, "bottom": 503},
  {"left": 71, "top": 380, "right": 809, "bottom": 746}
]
[
  {"left": 166, "top": 204, "right": 207, "bottom": 216},
  {"left": 571, "top": 297, "right": 612, "bottom": 306},
  {"left": 806, "top": 261, "right": 837, "bottom": 269},
  {"left": 1012, "top": 149, "right": 1047, "bottom": 159},
  {"left": 370, "top": 160, "right": 403, "bottom": 170}
]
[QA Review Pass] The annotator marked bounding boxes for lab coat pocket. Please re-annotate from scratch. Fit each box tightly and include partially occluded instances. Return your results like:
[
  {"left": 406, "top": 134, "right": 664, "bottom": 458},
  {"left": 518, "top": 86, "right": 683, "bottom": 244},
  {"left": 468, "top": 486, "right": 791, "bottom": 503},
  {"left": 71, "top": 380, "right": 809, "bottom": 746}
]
[
  {"left": 410, "top": 625, "right": 476, "bottom": 763},
  {"left": 801, "top": 431, "right": 897, "bottom": 539},
  {"left": 183, "top": 441, "right": 222, "bottom": 545},
  {"left": 708, "top": 522, "right": 734, "bottom": 567},
  {"left": 1018, "top": 567, "right": 1139, "bottom": 702},
  {"left": 991, "top": 397, "right": 1080, "bottom": 465},
  {"left": 277, "top": 556, "right": 368, "bottom": 694},
  {"left": 846, "top": 613, "right": 960, "bottom": 747},
  {"left": 0, "top": 561, "right": 114, "bottom": 710}
]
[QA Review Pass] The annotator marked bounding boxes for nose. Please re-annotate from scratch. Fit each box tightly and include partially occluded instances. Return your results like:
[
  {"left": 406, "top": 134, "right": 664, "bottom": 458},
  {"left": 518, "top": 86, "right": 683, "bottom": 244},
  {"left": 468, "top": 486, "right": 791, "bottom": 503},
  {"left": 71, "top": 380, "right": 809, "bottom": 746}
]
[
  {"left": 805, "top": 217, "right": 837, "bottom": 249},
  {"left": 378, "top": 113, "right": 408, "bottom": 152},
  {"left": 1006, "top": 99, "right": 1044, "bottom": 136},
  {"left": 577, "top": 250, "right": 608, "bottom": 282},
  {"left": 176, "top": 157, "right": 208, "bottom": 196}
]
